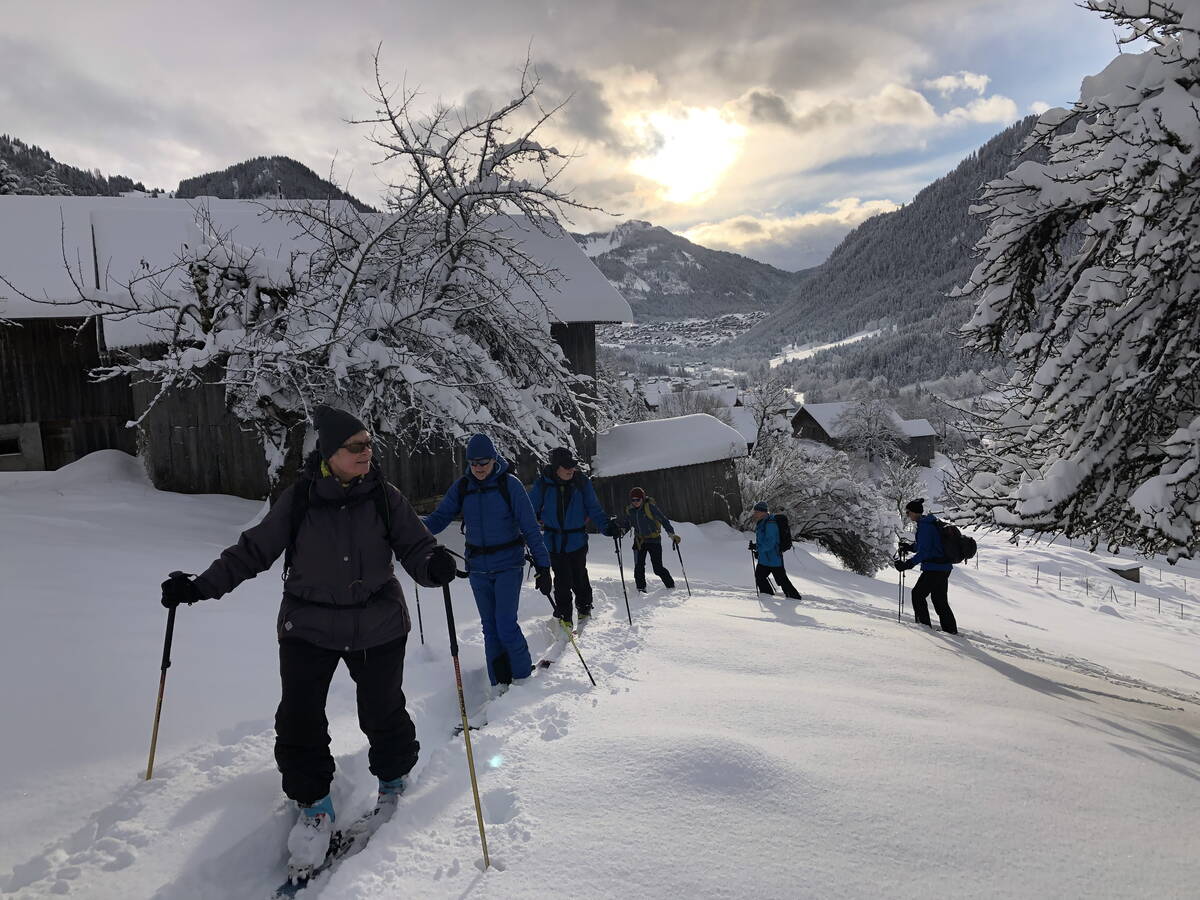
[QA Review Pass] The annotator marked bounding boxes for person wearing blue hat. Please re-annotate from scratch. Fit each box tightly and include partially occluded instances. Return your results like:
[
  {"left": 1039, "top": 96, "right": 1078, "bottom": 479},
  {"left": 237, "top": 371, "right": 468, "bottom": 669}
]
[
  {"left": 424, "top": 434, "right": 553, "bottom": 691},
  {"left": 749, "top": 501, "right": 801, "bottom": 599}
]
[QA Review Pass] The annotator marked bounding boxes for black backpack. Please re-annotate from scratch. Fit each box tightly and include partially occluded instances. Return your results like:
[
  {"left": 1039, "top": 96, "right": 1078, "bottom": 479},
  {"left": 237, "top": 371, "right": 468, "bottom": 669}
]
[
  {"left": 774, "top": 514, "right": 794, "bottom": 554},
  {"left": 935, "top": 519, "right": 976, "bottom": 564}
]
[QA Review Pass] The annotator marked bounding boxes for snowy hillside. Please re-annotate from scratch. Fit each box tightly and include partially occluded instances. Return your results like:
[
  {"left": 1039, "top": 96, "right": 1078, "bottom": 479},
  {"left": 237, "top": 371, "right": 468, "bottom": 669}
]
[
  {"left": 2, "top": 453, "right": 1198, "bottom": 898},
  {"left": 574, "top": 220, "right": 801, "bottom": 319}
]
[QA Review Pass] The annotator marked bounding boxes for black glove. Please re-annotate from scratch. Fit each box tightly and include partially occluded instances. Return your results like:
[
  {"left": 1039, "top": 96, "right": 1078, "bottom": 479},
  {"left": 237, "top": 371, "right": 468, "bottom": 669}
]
[
  {"left": 534, "top": 566, "right": 553, "bottom": 597},
  {"left": 426, "top": 547, "right": 458, "bottom": 586},
  {"left": 893, "top": 559, "right": 913, "bottom": 572},
  {"left": 161, "top": 571, "right": 202, "bottom": 609},
  {"left": 748, "top": 541, "right": 757, "bottom": 553},
  {"left": 897, "top": 539, "right": 915, "bottom": 553},
  {"left": 602, "top": 519, "right": 621, "bottom": 538}
]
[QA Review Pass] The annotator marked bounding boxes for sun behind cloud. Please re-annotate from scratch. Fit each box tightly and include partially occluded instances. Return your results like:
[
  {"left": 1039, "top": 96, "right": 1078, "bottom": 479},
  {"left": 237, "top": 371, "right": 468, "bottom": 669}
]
[{"left": 627, "top": 107, "right": 745, "bottom": 204}]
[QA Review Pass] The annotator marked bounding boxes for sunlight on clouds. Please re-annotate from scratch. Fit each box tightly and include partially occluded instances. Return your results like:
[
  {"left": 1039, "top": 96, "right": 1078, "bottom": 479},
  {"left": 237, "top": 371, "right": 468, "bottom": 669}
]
[{"left": 627, "top": 107, "right": 745, "bottom": 204}]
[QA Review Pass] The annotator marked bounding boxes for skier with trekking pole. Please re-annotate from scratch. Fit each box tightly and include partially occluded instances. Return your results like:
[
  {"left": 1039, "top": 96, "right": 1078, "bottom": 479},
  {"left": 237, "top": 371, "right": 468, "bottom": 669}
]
[
  {"left": 529, "top": 446, "right": 622, "bottom": 630},
  {"left": 158, "top": 406, "right": 456, "bottom": 886},
  {"left": 893, "top": 499, "right": 959, "bottom": 634},
  {"left": 617, "top": 487, "right": 681, "bottom": 594},
  {"left": 748, "top": 501, "right": 802, "bottom": 600},
  {"left": 423, "top": 433, "right": 554, "bottom": 697}
]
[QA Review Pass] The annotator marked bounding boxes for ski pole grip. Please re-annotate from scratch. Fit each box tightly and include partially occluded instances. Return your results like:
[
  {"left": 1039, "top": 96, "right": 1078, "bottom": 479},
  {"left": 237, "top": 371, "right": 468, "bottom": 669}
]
[
  {"left": 441, "top": 584, "right": 459, "bottom": 657},
  {"left": 160, "top": 605, "right": 177, "bottom": 672}
]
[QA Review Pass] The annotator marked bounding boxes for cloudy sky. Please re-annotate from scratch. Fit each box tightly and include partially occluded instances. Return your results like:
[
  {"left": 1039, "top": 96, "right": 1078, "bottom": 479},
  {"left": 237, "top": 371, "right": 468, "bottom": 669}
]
[{"left": 2, "top": 1, "right": 1122, "bottom": 270}]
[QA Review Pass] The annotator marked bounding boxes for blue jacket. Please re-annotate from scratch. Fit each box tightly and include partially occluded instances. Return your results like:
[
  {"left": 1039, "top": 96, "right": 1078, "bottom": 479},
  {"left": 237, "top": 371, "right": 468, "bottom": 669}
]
[
  {"left": 907, "top": 514, "right": 952, "bottom": 572},
  {"left": 754, "top": 515, "right": 784, "bottom": 568},
  {"left": 620, "top": 500, "right": 675, "bottom": 546},
  {"left": 423, "top": 457, "right": 550, "bottom": 573},
  {"left": 528, "top": 466, "right": 611, "bottom": 554}
]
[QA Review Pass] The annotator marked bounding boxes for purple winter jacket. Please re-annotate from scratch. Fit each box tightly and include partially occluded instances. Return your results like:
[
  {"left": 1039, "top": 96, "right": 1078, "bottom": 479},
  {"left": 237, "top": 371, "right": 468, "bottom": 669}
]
[{"left": 194, "top": 462, "right": 441, "bottom": 651}]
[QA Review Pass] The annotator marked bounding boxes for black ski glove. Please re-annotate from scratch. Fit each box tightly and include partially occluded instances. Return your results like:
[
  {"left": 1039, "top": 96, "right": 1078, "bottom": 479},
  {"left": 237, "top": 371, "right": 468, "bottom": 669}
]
[
  {"left": 161, "top": 571, "right": 202, "bottom": 609},
  {"left": 426, "top": 547, "right": 458, "bottom": 586},
  {"left": 602, "top": 519, "right": 621, "bottom": 538},
  {"left": 534, "top": 566, "right": 553, "bottom": 598},
  {"left": 893, "top": 559, "right": 913, "bottom": 572},
  {"left": 748, "top": 541, "right": 757, "bottom": 553},
  {"left": 897, "top": 539, "right": 916, "bottom": 553}
]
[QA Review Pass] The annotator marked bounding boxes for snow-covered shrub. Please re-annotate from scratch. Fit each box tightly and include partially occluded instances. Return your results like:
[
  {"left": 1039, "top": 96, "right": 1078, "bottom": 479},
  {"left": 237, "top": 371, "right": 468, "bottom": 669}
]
[
  {"left": 738, "top": 434, "right": 895, "bottom": 576},
  {"left": 949, "top": 1, "right": 1200, "bottom": 560}
]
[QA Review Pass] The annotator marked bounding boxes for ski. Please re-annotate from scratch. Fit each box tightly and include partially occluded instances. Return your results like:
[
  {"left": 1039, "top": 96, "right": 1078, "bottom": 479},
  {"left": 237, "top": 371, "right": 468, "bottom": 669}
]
[{"left": 271, "top": 803, "right": 394, "bottom": 898}]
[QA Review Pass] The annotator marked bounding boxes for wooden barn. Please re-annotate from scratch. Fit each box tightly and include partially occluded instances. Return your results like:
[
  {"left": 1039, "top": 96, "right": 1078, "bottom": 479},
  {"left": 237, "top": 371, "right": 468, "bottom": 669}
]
[
  {"left": 0, "top": 197, "right": 632, "bottom": 502},
  {"left": 589, "top": 414, "right": 747, "bottom": 525},
  {"left": 791, "top": 400, "right": 938, "bottom": 467}
]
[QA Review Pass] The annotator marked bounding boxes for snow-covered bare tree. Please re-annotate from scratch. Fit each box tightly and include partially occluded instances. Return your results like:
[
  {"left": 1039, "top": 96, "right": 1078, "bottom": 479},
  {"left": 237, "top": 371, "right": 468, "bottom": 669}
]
[
  {"left": 834, "top": 398, "right": 902, "bottom": 462},
  {"left": 738, "top": 434, "right": 895, "bottom": 576},
  {"left": 594, "top": 358, "right": 647, "bottom": 429},
  {"left": 656, "top": 389, "right": 731, "bottom": 424},
  {"left": 71, "top": 51, "right": 601, "bottom": 489},
  {"left": 876, "top": 451, "right": 925, "bottom": 518},
  {"left": 742, "top": 373, "right": 793, "bottom": 446},
  {"left": 947, "top": 1, "right": 1200, "bottom": 560}
]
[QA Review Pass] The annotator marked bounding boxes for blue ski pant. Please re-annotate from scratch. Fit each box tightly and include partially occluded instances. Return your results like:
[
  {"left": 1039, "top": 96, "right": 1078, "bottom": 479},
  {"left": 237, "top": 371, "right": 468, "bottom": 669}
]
[{"left": 469, "top": 567, "right": 532, "bottom": 685}]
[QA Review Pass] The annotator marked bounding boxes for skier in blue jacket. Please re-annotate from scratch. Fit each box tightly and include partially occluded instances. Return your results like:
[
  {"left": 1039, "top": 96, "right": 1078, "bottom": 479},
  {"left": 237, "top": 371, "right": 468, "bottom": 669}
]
[
  {"left": 749, "top": 501, "right": 801, "bottom": 599},
  {"left": 424, "top": 434, "right": 553, "bottom": 688},
  {"left": 528, "top": 446, "right": 620, "bottom": 627},
  {"left": 894, "top": 498, "right": 958, "bottom": 633}
]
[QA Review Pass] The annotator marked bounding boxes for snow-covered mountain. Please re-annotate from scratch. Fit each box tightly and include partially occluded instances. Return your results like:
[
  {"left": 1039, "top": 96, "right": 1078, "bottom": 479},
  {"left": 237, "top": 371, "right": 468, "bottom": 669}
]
[{"left": 574, "top": 219, "right": 802, "bottom": 319}]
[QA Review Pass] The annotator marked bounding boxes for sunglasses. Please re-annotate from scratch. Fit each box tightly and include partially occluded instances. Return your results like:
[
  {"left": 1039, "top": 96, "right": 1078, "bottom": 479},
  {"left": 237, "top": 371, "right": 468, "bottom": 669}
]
[
  {"left": 341, "top": 439, "right": 373, "bottom": 455},
  {"left": 631, "top": 498, "right": 643, "bottom": 503},
  {"left": 468, "top": 458, "right": 494, "bottom": 467}
]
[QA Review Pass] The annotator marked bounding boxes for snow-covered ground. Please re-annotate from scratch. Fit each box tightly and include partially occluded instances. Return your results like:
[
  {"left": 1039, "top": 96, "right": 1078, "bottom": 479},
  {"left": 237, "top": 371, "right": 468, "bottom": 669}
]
[
  {"left": 3, "top": 452, "right": 1199, "bottom": 898},
  {"left": 769, "top": 329, "right": 883, "bottom": 368}
]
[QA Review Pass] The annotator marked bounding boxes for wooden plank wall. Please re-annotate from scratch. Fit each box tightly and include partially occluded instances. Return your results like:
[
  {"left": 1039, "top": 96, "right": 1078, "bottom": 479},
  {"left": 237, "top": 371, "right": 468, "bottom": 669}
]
[
  {"left": 551, "top": 322, "right": 598, "bottom": 461},
  {"left": 592, "top": 458, "right": 744, "bottom": 526},
  {"left": 0, "top": 317, "right": 136, "bottom": 468},
  {"left": 132, "top": 378, "right": 269, "bottom": 497}
]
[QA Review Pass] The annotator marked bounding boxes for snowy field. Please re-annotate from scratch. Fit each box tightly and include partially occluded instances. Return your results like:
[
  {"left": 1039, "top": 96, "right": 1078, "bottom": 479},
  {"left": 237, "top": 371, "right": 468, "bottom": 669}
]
[
  {"left": 768, "top": 330, "right": 883, "bottom": 369},
  {"left": 2, "top": 452, "right": 1199, "bottom": 898}
]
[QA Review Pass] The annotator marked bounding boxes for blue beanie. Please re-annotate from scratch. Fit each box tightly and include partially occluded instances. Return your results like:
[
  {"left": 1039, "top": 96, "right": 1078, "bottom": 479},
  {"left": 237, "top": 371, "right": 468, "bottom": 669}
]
[
  {"left": 466, "top": 433, "right": 497, "bottom": 460},
  {"left": 752, "top": 501, "right": 769, "bottom": 512}
]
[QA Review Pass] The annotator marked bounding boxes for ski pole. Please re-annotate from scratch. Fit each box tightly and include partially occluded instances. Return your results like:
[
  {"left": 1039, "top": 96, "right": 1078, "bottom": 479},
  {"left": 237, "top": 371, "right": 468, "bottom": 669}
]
[
  {"left": 533, "top": 577, "right": 597, "bottom": 686},
  {"left": 146, "top": 577, "right": 183, "bottom": 781},
  {"left": 613, "top": 535, "right": 632, "bottom": 625},
  {"left": 441, "top": 581, "right": 490, "bottom": 870},
  {"left": 674, "top": 541, "right": 692, "bottom": 597},
  {"left": 750, "top": 547, "right": 758, "bottom": 596},
  {"left": 414, "top": 584, "right": 424, "bottom": 645}
]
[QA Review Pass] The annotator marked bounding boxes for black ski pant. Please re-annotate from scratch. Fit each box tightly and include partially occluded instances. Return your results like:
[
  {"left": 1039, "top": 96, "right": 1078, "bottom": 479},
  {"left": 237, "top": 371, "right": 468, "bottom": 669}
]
[
  {"left": 550, "top": 545, "right": 594, "bottom": 621},
  {"left": 755, "top": 562, "right": 801, "bottom": 600},
  {"left": 910, "top": 570, "right": 957, "bottom": 633},
  {"left": 634, "top": 541, "right": 675, "bottom": 590},
  {"left": 275, "top": 634, "right": 419, "bottom": 805}
]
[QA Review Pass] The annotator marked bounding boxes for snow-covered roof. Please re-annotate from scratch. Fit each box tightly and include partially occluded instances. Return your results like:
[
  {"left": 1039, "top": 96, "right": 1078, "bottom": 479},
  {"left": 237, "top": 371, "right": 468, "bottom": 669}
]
[
  {"left": 591, "top": 414, "right": 747, "bottom": 478},
  {"left": 0, "top": 199, "right": 632, "bottom": 329},
  {"left": 724, "top": 406, "right": 759, "bottom": 444},
  {"left": 797, "top": 401, "right": 937, "bottom": 440}
]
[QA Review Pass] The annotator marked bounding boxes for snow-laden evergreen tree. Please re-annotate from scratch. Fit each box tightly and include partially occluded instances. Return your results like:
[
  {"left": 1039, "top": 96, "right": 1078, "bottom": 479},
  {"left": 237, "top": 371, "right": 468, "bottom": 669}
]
[
  {"left": 0, "top": 159, "right": 21, "bottom": 194},
  {"left": 738, "top": 433, "right": 895, "bottom": 576},
  {"left": 79, "top": 54, "right": 599, "bottom": 487},
  {"left": 34, "top": 166, "right": 72, "bottom": 196},
  {"left": 949, "top": 0, "right": 1200, "bottom": 559}
]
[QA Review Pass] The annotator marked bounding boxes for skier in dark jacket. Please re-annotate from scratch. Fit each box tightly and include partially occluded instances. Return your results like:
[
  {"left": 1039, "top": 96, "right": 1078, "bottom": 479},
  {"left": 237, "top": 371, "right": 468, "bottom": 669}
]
[
  {"left": 423, "top": 433, "right": 553, "bottom": 691},
  {"left": 618, "top": 486, "right": 678, "bottom": 592},
  {"left": 528, "top": 446, "right": 620, "bottom": 628},
  {"left": 895, "top": 498, "right": 958, "bottom": 633},
  {"left": 159, "top": 406, "right": 457, "bottom": 880},
  {"left": 749, "top": 501, "right": 801, "bottom": 600}
]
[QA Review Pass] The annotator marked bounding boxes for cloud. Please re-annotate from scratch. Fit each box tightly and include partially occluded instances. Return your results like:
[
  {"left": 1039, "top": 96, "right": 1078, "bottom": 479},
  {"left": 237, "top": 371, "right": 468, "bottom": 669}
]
[
  {"left": 740, "top": 84, "right": 937, "bottom": 132},
  {"left": 682, "top": 197, "right": 900, "bottom": 270},
  {"left": 923, "top": 71, "right": 991, "bottom": 96},
  {"left": 1029, "top": 100, "right": 1051, "bottom": 114},
  {"left": 944, "top": 94, "right": 1020, "bottom": 124}
]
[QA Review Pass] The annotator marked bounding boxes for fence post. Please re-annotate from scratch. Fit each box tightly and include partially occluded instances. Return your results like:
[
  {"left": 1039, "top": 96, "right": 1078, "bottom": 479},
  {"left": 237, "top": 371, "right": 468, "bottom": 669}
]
[
  {"left": 1085, "top": 577, "right": 1089, "bottom": 596},
  {"left": 1036, "top": 564, "right": 1040, "bottom": 585},
  {"left": 1005, "top": 558, "right": 1009, "bottom": 577},
  {"left": 1058, "top": 570, "right": 1062, "bottom": 590}
]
